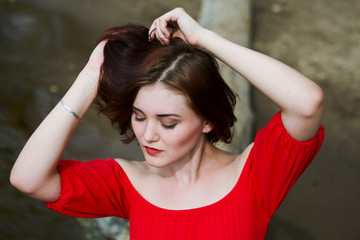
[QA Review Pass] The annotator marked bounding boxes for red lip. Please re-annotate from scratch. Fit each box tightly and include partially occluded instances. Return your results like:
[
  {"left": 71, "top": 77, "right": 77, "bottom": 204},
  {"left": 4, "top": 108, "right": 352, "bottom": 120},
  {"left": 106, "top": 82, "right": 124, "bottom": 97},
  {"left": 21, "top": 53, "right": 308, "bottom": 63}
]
[{"left": 145, "top": 146, "right": 163, "bottom": 155}]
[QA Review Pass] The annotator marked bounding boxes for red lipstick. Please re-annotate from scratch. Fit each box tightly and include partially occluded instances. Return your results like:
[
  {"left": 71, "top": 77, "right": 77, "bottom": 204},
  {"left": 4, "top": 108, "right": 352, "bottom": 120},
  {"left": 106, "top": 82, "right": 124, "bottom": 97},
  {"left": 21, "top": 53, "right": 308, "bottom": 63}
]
[{"left": 145, "top": 146, "right": 162, "bottom": 155}]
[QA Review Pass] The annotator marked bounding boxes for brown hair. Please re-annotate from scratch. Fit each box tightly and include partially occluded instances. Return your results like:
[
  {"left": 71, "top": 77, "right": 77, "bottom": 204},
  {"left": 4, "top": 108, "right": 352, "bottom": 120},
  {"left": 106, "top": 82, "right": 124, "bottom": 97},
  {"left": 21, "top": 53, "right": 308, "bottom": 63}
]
[{"left": 95, "top": 24, "right": 237, "bottom": 144}]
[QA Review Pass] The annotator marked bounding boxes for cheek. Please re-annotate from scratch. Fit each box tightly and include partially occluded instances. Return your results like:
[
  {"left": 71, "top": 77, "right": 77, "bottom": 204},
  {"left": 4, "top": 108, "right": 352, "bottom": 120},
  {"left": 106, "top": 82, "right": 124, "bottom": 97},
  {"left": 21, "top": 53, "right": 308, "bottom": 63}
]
[{"left": 165, "top": 124, "right": 204, "bottom": 149}]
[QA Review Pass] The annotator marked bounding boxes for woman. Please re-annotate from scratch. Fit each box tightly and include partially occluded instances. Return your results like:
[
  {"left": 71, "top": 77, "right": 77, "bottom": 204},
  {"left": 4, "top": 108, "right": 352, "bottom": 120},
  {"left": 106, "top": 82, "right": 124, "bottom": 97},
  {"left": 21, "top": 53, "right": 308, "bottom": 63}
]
[{"left": 10, "top": 8, "right": 325, "bottom": 240}]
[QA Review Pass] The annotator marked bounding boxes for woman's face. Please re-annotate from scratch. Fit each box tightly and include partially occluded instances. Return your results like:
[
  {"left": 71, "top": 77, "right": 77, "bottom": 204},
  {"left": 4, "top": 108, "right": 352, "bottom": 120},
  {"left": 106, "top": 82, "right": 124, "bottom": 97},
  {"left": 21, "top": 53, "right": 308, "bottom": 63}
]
[{"left": 131, "top": 83, "right": 209, "bottom": 168}]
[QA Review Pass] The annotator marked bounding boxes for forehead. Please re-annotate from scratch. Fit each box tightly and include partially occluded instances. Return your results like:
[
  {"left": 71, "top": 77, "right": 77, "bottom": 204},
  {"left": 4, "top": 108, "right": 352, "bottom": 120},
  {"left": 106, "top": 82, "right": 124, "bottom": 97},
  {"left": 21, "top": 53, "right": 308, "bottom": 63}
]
[{"left": 133, "top": 84, "right": 192, "bottom": 114}]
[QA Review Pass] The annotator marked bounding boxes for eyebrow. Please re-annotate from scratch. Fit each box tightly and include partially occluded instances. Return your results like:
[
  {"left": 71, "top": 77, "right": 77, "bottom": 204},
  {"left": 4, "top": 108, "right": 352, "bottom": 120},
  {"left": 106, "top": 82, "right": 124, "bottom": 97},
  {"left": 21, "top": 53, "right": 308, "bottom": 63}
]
[{"left": 132, "top": 106, "right": 181, "bottom": 118}]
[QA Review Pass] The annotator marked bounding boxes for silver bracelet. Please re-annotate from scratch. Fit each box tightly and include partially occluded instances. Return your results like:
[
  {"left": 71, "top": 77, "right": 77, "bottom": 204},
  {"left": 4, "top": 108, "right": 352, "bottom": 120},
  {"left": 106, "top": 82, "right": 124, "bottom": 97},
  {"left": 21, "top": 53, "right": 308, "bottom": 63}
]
[{"left": 60, "top": 99, "right": 80, "bottom": 119}]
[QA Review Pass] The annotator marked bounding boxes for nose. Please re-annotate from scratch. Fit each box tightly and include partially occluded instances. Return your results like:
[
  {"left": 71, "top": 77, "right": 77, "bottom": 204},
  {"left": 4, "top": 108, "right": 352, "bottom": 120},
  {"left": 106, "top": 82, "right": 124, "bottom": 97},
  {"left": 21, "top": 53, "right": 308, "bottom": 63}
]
[{"left": 143, "top": 120, "right": 160, "bottom": 143}]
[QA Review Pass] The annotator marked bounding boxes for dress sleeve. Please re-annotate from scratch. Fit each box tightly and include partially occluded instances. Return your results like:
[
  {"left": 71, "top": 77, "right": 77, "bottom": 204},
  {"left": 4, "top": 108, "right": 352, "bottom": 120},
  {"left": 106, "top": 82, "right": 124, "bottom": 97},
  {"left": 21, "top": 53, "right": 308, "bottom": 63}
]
[
  {"left": 44, "top": 158, "right": 129, "bottom": 218},
  {"left": 249, "top": 111, "right": 325, "bottom": 218}
]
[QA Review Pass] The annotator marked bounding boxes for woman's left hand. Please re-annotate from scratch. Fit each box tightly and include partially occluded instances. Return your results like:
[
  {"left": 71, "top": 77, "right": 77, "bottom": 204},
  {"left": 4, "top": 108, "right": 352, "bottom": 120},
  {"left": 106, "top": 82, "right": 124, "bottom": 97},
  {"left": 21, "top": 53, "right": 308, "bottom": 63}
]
[{"left": 149, "top": 8, "right": 204, "bottom": 46}]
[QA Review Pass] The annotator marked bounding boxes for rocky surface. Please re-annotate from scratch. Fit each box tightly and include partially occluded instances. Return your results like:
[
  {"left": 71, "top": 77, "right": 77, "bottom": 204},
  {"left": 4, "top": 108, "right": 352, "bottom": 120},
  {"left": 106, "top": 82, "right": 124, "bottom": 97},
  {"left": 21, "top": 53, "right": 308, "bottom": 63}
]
[
  {"left": 252, "top": 0, "right": 360, "bottom": 239},
  {"left": 199, "top": 0, "right": 254, "bottom": 153}
]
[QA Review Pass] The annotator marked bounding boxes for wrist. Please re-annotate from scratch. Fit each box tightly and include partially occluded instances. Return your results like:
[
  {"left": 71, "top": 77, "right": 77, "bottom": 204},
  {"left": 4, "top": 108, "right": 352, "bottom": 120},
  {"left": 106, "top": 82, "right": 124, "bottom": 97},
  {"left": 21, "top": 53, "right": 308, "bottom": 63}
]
[
  {"left": 73, "top": 67, "right": 100, "bottom": 98},
  {"left": 83, "top": 63, "right": 101, "bottom": 77},
  {"left": 196, "top": 29, "right": 216, "bottom": 50},
  {"left": 79, "top": 65, "right": 101, "bottom": 84}
]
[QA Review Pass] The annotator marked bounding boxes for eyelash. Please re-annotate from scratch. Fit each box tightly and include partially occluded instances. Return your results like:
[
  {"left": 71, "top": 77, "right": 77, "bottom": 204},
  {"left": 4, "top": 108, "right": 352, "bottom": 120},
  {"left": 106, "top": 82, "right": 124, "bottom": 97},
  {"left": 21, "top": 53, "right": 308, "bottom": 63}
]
[
  {"left": 162, "top": 123, "right": 177, "bottom": 129},
  {"left": 134, "top": 117, "right": 177, "bottom": 130},
  {"left": 134, "top": 117, "right": 145, "bottom": 122}
]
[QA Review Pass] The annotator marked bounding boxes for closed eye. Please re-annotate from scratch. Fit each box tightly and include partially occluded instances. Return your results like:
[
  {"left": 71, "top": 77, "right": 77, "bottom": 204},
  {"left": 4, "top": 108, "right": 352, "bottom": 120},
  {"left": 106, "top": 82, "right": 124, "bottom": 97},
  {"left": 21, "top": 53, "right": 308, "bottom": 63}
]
[
  {"left": 162, "top": 123, "right": 177, "bottom": 129},
  {"left": 134, "top": 116, "right": 145, "bottom": 122}
]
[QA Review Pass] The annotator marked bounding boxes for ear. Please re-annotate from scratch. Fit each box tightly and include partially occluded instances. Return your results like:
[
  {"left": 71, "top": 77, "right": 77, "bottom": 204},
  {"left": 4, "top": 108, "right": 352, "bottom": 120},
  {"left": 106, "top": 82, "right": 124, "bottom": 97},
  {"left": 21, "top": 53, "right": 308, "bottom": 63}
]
[{"left": 202, "top": 121, "right": 214, "bottom": 134}]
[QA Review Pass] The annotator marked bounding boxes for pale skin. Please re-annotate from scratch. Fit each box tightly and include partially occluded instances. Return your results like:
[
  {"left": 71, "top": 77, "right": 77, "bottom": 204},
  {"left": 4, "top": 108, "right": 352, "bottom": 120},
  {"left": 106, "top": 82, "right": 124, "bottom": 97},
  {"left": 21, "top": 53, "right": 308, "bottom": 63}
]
[{"left": 10, "top": 8, "right": 324, "bottom": 210}]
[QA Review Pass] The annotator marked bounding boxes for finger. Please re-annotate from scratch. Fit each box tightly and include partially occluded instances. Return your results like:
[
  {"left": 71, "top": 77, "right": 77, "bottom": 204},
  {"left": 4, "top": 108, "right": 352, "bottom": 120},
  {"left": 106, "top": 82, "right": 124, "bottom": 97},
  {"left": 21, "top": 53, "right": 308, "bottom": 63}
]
[
  {"left": 155, "top": 19, "right": 170, "bottom": 45},
  {"left": 158, "top": 17, "right": 170, "bottom": 39},
  {"left": 148, "top": 21, "right": 157, "bottom": 40},
  {"left": 97, "top": 40, "right": 108, "bottom": 50},
  {"left": 149, "top": 27, "right": 157, "bottom": 40},
  {"left": 90, "top": 40, "right": 107, "bottom": 59},
  {"left": 149, "top": 8, "right": 183, "bottom": 43}
]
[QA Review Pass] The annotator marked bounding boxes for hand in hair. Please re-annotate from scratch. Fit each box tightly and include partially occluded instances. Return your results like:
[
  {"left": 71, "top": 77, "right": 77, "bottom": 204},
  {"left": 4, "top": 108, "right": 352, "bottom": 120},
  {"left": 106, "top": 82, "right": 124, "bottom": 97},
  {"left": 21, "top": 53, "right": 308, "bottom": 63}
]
[
  {"left": 149, "top": 8, "right": 203, "bottom": 46},
  {"left": 85, "top": 40, "right": 107, "bottom": 73},
  {"left": 10, "top": 40, "right": 107, "bottom": 202},
  {"left": 151, "top": 8, "right": 324, "bottom": 142}
]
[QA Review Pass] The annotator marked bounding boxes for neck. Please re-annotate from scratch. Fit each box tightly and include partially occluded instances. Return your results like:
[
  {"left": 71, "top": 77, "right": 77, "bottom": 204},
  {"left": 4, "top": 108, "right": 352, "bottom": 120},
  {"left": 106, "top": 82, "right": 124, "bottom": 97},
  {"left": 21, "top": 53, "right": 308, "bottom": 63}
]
[{"left": 155, "top": 138, "right": 217, "bottom": 186}]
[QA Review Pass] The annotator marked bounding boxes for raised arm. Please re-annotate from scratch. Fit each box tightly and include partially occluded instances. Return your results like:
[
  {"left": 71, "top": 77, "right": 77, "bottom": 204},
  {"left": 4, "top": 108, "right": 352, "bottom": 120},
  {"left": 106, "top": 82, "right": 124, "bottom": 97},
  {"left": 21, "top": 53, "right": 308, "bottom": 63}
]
[
  {"left": 149, "top": 8, "right": 324, "bottom": 142},
  {"left": 10, "top": 41, "right": 106, "bottom": 202}
]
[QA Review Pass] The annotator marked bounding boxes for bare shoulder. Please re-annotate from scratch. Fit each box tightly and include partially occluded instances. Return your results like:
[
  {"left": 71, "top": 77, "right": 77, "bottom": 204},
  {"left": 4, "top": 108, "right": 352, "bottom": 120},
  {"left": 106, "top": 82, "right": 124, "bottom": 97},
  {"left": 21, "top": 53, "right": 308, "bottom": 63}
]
[
  {"left": 234, "top": 142, "right": 254, "bottom": 173},
  {"left": 113, "top": 158, "right": 155, "bottom": 196},
  {"left": 213, "top": 142, "right": 254, "bottom": 178},
  {"left": 114, "top": 158, "right": 149, "bottom": 180}
]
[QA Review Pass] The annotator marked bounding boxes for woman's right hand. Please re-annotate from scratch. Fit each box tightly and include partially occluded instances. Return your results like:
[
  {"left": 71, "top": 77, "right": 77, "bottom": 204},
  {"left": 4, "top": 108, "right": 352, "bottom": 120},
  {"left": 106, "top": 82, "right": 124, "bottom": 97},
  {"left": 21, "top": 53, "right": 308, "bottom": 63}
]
[
  {"left": 149, "top": 8, "right": 205, "bottom": 46},
  {"left": 10, "top": 41, "right": 107, "bottom": 202},
  {"left": 85, "top": 40, "right": 107, "bottom": 73}
]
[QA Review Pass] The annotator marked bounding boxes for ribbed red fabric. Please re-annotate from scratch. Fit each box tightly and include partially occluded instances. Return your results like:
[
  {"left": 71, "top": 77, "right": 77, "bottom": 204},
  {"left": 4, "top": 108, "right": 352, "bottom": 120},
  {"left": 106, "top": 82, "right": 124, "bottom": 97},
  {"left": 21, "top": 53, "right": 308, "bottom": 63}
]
[{"left": 45, "top": 112, "right": 324, "bottom": 239}]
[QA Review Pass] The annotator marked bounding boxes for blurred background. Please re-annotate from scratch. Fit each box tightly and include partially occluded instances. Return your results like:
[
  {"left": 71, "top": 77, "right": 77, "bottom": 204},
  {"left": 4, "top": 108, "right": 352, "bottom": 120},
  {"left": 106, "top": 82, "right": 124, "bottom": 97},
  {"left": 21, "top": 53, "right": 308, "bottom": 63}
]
[{"left": 0, "top": 0, "right": 359, "bottom": 239}]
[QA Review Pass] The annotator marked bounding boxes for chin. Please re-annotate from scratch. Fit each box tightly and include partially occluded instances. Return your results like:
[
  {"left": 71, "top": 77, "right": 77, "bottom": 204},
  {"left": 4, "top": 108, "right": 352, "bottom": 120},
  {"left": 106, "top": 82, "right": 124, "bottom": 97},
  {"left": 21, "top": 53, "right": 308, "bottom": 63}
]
[{"left": 144, "top": 157, "right": 169, "bottom": 168}]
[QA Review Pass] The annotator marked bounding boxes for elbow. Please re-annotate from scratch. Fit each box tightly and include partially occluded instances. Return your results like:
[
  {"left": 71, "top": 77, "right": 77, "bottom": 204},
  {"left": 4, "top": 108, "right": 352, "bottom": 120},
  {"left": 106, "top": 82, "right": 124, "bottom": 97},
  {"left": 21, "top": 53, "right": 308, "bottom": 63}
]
[
  {"left": 10, "top": 173, "right": 23, "bottom": 193},
  {"left": 10, "top": 167, "right": 20, "bottom": 189},
  {"left": 10, "top": 170, "right": 30, "bottom": 195},
  {"left": 301, "top": 84, "right": 325, "bottom": 118},
  {"left": 10, "top": 168, "right": 38, "bottom": 196},
  {"left": 10, "top": 163, "right": 61, "bottom": 201},
  {"left": 311, "top": 85, "right": 325, "bottom": 116}
]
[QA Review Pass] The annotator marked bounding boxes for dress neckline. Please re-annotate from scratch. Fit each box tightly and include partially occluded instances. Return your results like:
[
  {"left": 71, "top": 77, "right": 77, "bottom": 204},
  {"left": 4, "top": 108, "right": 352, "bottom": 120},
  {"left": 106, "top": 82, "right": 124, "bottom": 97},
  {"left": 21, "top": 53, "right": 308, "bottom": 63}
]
[{"left": 108, "top": 154, "right": 252, "bottom": 213}]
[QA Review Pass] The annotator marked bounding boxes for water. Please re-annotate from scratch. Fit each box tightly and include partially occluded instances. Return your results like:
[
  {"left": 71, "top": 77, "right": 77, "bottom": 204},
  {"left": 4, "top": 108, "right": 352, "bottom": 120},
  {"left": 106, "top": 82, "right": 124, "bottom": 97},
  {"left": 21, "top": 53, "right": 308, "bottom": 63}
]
[{"left": 0, "top": 0, "right": 199, "bottom": 239}]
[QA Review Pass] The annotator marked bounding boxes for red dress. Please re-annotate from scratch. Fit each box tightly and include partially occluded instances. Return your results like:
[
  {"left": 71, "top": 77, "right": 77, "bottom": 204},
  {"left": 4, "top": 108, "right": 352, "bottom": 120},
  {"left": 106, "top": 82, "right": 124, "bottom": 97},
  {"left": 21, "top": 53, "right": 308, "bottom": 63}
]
[{"left": 45, "top": 112, "right": 325, "bottom": 239}]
